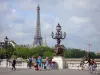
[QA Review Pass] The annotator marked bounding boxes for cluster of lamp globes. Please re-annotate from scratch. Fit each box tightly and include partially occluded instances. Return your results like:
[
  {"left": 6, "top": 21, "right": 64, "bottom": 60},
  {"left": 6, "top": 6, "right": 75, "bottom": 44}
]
[{"left": 51, "top": 23, "right": 66, "bottom": 39}]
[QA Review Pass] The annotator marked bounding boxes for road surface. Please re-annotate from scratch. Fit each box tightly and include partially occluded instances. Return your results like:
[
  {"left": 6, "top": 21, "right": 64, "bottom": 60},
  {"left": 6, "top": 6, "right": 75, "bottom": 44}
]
[{"left": 0, "top": 68, "right": 99, "bottom": 75}]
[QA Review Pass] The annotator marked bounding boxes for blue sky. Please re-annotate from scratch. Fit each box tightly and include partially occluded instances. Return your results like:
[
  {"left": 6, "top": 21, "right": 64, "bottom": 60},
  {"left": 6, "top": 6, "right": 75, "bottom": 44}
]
[{"left": 0, "top": 0, "right": 100, "bottom": 52}]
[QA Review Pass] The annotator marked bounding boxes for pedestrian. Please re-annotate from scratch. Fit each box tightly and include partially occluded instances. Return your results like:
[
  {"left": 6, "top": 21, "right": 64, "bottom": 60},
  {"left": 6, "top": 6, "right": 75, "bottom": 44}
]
[
  {"left": 49, "top": 57, "right": 53, "bottom": 70},
  {"left": 45, "top": 57, "right": 49, "bottom": 70},
  {"left": 26, "top": 57, "right": 29, "bottom": 68},
  {"left": 29, "top": 57, "right": 32, "bottom": 69},
  {"left": 11, "top": 58, "right": 16, "bottom": 70},
  {"left": 34, "top": 57, "right": 39, "bottom": 71},
  {"left": 92, "top": 59, "right": 97, "bottom": 71},
  {"left": 37, "top": 56, "right": 42, "bottom": 70},
  {"left": 32, "top": 56, "right": 36, "bottom": 66}
]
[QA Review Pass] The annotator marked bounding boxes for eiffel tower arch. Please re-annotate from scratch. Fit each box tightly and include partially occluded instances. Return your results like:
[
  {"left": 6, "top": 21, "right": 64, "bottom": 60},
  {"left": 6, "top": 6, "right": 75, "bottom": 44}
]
[{"left": 33, "top": 5, "right": 43, "bottom": 47}]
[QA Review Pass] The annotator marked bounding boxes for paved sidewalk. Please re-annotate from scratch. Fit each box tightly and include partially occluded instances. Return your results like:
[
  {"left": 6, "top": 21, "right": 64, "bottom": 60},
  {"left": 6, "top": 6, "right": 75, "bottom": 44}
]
[{"left": 0, "top": 68, "right": 99, "bottom": 75}]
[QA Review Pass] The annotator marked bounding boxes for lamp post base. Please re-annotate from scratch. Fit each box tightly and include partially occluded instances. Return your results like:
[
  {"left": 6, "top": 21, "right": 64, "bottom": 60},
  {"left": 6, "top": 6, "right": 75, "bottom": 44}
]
[
  {"left": 54, "top": 44, "right": 64, "bottom": 56},
  {"left": 52, "top": 56, "right": 66, "bottom": 69},
  {"left": 2, "top": 59, "right": 8, "bottom": 67}
]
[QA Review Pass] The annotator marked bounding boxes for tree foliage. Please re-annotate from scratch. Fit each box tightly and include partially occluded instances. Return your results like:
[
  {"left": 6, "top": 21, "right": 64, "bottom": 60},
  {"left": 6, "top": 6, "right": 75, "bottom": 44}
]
[
  {"left": 7, "top": 44, "right": 15, "bottom": 58},
  {"left": 13, "top": 46, "right": 54, "bottom": 59},
  {"left": 64, "top": 48, "right": 87, "bottom": 58},
  {"left": 0, "top": 44, "right": 15, "bottom": 59},
  {"left": 0, "top": 49, "right": 6, "bottom": 59},
  {"left": 0, "top": 45, "right": 98, "bottom": 59}
]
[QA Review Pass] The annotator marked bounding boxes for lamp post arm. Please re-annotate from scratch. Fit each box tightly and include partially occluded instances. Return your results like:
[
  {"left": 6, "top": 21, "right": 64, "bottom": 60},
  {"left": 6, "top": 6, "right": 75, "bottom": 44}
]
[
  {"left": 52, "top": 34, "right": 56, "bottom": 39},
  {"left": 61, "top": 32, "right": 66, "bottom": 39},
  {"left": 52, "top": 37, "right": 56, "bottom": 39}
]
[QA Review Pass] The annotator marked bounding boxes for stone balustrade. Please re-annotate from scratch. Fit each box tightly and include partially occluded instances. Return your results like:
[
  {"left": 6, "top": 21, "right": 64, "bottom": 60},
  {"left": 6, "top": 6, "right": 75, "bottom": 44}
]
[
  {"left": 0, "top": 59, "right": 27, "bottom": 68},
  {"left": 66, "top": 61, "right": 100, "bottom": 69},
  {"left": 0, "top": 59, "right": 100, "bottom": 70}
]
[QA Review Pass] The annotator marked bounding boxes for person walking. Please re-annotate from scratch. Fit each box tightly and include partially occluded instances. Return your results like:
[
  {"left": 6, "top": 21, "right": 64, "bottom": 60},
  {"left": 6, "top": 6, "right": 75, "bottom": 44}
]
[
  {"left": 32, "top": 56, "right": 36, "bottom": 66},
  {"left": 11, "top": 58, "right": 16, "bottom": 70},
  {"left": 49, "top": 57, "right": 53, "bottom": 70},
  {"left": 29, "top": 57, "right": 32, "bottom": 69},
  {"left": 34, "top": 57, "right": 39, "bottom": 71},
  {"left": 92, "top": 59, "right": 97, "bottom": 71},
  {"left": 45, "top": 57, "right": 49, "bottom": 70},
  {"left": 38, "top": 56, "right": 42, "bottom": 70},
  {"left": 26, "top": 57, "right": 29, "bottom": 68}
]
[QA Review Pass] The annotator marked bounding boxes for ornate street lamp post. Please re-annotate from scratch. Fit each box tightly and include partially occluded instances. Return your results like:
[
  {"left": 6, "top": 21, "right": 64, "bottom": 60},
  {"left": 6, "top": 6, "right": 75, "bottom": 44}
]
[
  {"left": 88, "top": 44, "right": 92, "bottom": 60},
  {"left": 4, "top": 36, "right": 9, "bottom": 67},
  {"left": 51, "top": 23, "right": 66, "bottom": 56},
  {"left": 84, "top": 43, "right": 92, "bottom": 60}
]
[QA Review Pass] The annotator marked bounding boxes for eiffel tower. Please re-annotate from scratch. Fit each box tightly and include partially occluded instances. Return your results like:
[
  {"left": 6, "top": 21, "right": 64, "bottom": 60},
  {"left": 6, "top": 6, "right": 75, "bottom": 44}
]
[{"left": 33, "top": 5, "right": 43, "bottom": 47}]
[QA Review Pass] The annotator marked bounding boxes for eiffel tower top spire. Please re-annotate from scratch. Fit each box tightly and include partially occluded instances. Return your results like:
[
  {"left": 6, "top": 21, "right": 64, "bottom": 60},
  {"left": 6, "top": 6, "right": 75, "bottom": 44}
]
[
  {"left": 33, "top": 5, "right": 43, "bottom": 47},
  {"left": 37, "top": 4, "right": 40, "bottom": 10}
]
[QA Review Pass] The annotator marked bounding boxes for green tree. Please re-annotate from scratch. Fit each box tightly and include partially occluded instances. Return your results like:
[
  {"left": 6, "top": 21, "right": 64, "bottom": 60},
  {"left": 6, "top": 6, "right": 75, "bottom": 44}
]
[
  {"left": 0, "top": 48, "right": 6, "bottom": 59},
  {"left": 96, "top": 54, "right": 100, "bottom": 58},
  {"left": 64, "top": 50, "right": 72, "bottom": 58},
  {"left": 89, "top": 52, "right": 96, "bottom": 58},
  {"left": 43, "top": 51, "right": 54, "bottom": 58},
  {"left": 32, "top": 46, "right": 53, "bottom": 57},
  {"left": 64, "top": 48, "right": 87, "bottom": 58},
  {"left": 14, "top": 46, "right": 31, "bottom": 58},
  {"left": 11, "top": 55, "right": 17, "bottom": 59},
  {"left": 0, "top": 48, "right": 6, "bottom": 54},
  {"left": 13, "top": 46, "right": 54, "bottom": 59},
  {"left": 7, "top": 44, "right": 15, "bottom": 58}
]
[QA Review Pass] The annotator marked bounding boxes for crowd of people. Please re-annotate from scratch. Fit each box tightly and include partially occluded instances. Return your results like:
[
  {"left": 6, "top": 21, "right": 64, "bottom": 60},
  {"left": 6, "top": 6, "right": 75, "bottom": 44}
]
[
  {"left": 10, "top": 55, "right": 55, "bottom": 71},
  {"left": 27, "top": 56, "right": 54, "bottom": 71},
  {"left": 11, "top": 55, "right": 98, "bottom": 72}
]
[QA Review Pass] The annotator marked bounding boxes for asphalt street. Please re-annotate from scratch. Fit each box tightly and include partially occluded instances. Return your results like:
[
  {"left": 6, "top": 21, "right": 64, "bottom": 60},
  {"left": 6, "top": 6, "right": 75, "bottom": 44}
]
[{"left": 0, "top": 68, "right": 99, "bottom": 75}]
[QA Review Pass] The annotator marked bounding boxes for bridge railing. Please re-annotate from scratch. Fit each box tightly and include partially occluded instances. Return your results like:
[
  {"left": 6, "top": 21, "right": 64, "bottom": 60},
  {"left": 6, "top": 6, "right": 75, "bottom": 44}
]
[
  {"left": 0, "top": 59, "right": 100, "bottom": 70},
  {"left": 66, "top": 61, "right": 100, "bottom": 69},
  {"left": 0, "top": 59, "right": 58, "bottom": 69}
]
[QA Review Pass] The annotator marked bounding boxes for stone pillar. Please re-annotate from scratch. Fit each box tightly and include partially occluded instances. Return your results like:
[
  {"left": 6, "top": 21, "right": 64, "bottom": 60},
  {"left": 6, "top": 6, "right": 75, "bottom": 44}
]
[
  {"left": 52, "top": 56, "right": 66, "bottom": 69},
  {"left": 1, "top": 59, "right": 7, "bottom": 67}
]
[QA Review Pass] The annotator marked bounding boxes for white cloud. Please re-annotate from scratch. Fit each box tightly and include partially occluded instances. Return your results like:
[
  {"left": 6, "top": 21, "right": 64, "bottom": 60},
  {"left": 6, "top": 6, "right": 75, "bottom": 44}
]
[
  {"left": 16, "top": 32, "right": 24, "bottom": 36},
  {"left": 70, "top": 16, "right": 89, "bottom": 24},
  {"left": 42, "top": 23, "right": 51, "bottom": 29},
  {"left": 6, "top": 10, "right": 20, "bottom": 22},
  {"left": 12, "top": 9, "right": 16, "bottom": 13},
  {"left": 0, "top": 2, "right": 8, "bottom": 11},
  {"left": 71, "top": 0, "right": 87, "bottom": 8},
  {"left": 63, "top": 0, "right": 88, "bottom": 10},
  {"left": 16, "top": 0, "right": 37, "bottom": 10}
]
